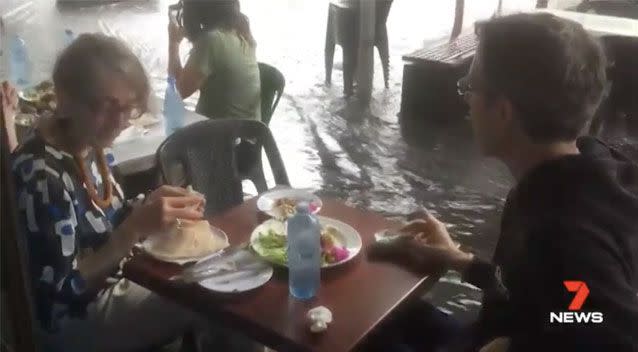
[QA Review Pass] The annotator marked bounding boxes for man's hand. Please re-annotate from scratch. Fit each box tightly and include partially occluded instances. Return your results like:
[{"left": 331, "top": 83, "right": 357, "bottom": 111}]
[
  {"left": 368, "top": 210, "right": 474, "bottom": 274},
  {"left": 405, "top": 209, "right": 458, "bottom": 249},
  {"left": 479, "top": 337, "right": 510, "bottom": 352}
]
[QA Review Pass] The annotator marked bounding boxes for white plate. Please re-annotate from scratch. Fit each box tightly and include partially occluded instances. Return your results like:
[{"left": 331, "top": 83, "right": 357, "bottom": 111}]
[
  {"left": 199, "top": 250, "right": 273, "bottom": 293},
  {"left": 113, "top": 125, "right": 146, "bottom": 144},
  {"left": 18, "top": 82, "right": 55, "bottom": 103},
  {"left": 250, "top": 216, "right": 362, "bottom": 268},
  {"left": 141, "top": 225, "right": 229, "bottom": 265},
  {"left": 256, "top": 188, "right": 322, "bottom": 219},
  {"left": 18, "top": 89, "right": 38, "bottom": 102},
  {"left": 130, "top": 112, "right": 161, "bottom": 128},
  {"left": 18, "top": 86, "right": 48, "bottom": 103}
]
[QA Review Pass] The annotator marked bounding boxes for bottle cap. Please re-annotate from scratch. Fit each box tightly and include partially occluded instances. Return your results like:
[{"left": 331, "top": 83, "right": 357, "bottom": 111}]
[{"left": 295, "top": 202, "right": 310, "bottom": 214}]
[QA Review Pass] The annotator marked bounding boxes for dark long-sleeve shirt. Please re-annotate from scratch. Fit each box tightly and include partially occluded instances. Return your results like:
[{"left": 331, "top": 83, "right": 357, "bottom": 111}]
[{"left": 464, "top": 137, "right": 638, "bottom": 351}]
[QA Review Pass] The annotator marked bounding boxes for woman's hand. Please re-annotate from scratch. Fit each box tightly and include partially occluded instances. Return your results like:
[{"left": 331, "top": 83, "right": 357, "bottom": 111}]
[
  {"left": 147, "top": 185, "right": 203, "bottom": 202},
  {"left": 120, "top": 195, "right": 204, "bottom": 243},
  {"left": 1, "top": 81, "right": 18, "bottom": 118},
  {"left": 77, "top": 195, "right": 203, "bottom": 287},
  {"left": 147, "top": 185, "right": 205, "bottom": 213},
  {"left": 368, "top": 210, "right": 473, "bottom": 274},
  {"left": 168, "top": 21, "right": 184, "bottom": 44},
  {"left": 1, "top": 81, "right": 19, "bottom": 151}
]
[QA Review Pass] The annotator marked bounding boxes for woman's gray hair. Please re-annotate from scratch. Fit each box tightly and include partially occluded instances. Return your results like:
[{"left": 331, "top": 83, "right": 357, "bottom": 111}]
[{"left": 52, "top": 33, "right": 150, "bottom": 113}]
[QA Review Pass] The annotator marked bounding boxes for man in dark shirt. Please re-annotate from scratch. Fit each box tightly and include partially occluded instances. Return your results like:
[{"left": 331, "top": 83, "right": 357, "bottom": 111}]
[{"left": 369, "top": 13, "right": 638, "bottom": 351}]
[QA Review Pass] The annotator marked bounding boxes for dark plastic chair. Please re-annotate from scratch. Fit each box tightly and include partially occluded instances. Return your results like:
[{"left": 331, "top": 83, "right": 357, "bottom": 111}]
[
  {"left": 258, "top": 62, "right": 285, "bottom": 126},
  {"left": 573, "top": 1, "right": 638, "bottom": 136},
  {"left": 324, "top": 0, "right": 393, "bottom": 96},
  {"left": 589, "top": 36, "right": 638, "bottom": 136},
  {"left": 156, "top": 119, "right": 290, "bottom": 216}
]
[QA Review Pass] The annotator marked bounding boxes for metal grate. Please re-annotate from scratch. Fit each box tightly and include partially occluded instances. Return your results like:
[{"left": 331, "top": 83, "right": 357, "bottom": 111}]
[{"left": 403, "top": 33, "right": 478, "bottom": 65}]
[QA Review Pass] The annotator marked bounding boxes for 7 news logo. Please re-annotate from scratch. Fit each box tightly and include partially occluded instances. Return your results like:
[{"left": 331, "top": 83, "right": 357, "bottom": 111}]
[{"left": 549, "top": 281, "right": 604, "bottom": 324}]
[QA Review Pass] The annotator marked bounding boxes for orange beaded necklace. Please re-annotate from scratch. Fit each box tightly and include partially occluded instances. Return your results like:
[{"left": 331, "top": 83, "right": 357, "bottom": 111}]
[{"left": 73, "top": 148, "right": 113, "bottom": 209}]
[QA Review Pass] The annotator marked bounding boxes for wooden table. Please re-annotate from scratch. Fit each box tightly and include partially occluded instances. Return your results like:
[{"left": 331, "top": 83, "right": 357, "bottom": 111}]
[{"left": 123, "top": 198, "right": 440, "bottom": 352}]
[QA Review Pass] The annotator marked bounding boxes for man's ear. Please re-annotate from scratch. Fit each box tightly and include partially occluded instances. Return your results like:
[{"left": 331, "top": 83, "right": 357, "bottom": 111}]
[
  {"left": 496, "top": 97, "right": 514, "bottom": 126},
  {"left": 490, "top": 97, "right": 516, "bottom": 149}
]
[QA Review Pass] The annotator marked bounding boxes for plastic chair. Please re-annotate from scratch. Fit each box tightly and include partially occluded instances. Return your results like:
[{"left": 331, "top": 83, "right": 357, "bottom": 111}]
[
  {"left": 589, "top": 36, "right": 638, "bottom": 136},
  {"left": 258, "top": 62, "right": 285, "bottom": 126},
  {"left": 324, "top": 0, "right": 393, "bottom": 96},
  {"left": 156, "top": 119, "right": 290, "bottom": 216}
]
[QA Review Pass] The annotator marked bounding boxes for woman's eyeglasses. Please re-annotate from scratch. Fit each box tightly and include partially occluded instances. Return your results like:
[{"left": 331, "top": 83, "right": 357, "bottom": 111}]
[{"left": 93, "top": 97, "right": 145, "bottom": 120}]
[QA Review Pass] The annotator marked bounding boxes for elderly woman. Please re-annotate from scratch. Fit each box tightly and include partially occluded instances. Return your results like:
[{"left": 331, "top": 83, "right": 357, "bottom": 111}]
[{"left": 11, "top": 33, "right": 253, "bottom": 352}]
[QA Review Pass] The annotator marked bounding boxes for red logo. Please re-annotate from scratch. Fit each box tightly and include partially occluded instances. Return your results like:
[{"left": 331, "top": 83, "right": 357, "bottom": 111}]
[
  {"left": 564, "top": 281, "right": 590, "bottom": 311},
  {"left": 550, "top": 281, "right": 601, "bottom": 323}
]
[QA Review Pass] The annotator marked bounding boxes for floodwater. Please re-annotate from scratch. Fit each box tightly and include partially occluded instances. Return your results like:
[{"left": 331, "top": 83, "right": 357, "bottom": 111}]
[{"left": 1, "top": 0, "right": 635, "bottom": 324}]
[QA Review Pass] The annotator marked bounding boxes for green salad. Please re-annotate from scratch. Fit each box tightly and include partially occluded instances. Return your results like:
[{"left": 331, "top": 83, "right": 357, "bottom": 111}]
[
  {"left": 254, "top": 227, "right": 350, "bottom": 266},
  {"left": 255, "top": 230, "right": 288, "bottom": 264}
]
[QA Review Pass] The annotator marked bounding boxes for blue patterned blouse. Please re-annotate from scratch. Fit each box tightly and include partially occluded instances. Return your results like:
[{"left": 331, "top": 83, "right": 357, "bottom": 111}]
[{"left": 12, "top": 132, "right": 130, "bottom": 332}]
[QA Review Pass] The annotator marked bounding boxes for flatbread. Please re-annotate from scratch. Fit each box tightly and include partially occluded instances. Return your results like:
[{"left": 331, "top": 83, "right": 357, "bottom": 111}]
[{"left": 147, "top": 220, "right": 228, "bottom": 259}]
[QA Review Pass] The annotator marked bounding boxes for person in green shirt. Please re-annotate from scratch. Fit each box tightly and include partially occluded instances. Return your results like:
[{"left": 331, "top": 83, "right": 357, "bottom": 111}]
[{"left": 168, "top": 0, "right": 261, "bottom": 120}]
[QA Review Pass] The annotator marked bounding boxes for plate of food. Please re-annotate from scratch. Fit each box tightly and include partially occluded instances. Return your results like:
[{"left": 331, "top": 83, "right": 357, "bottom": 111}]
[
  {"left": 250, "top": 216, "right": 362, "bottom": 268},
  {"left": 197, "top": 250, "right": 274, "bottom": 293},
  {"left": 142, "top": 220, "right": 229, "bottom": 264},
  {"left": 18, "top": 80, "right": 57, "bottom": 115},
  {"left": 256, "top": 188, "right": 322, "bottom": 219}
]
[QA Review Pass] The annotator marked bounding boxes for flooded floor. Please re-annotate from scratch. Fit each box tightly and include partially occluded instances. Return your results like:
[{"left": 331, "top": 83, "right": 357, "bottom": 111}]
[{"left": 2, "top": 0, "right": 636, "bottom": 323}]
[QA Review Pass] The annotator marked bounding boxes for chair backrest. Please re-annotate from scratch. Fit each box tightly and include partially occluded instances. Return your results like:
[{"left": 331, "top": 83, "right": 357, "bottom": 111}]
[
  {"left": 258, "top": 63, "right": 285, "bottom": 125},
  {"left": 156, "top": 119, "right": 290, "bottom": 216},
  {"left": 1, "top": 118, "right": 38, "bottom": 352}
]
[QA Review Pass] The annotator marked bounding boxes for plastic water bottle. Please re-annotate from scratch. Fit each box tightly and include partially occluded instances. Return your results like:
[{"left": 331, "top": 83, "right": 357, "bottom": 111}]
[
  {"left": 64, "top": 29, "right": 75, "bottom": 47},
  {"left": 287, "top": 203, "right": 321, "bottom": 300},
  {"left": 9, "top": 35, "right": 30, "bottom": 88},
  {"left": 163, "top": 76, "right": 185, "bottom": 135}
]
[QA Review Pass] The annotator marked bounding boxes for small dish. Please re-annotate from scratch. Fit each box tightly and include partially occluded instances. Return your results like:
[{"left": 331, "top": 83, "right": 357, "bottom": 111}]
[{"left": 257, "top": 188, "right": 322, "bottom": 219}]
